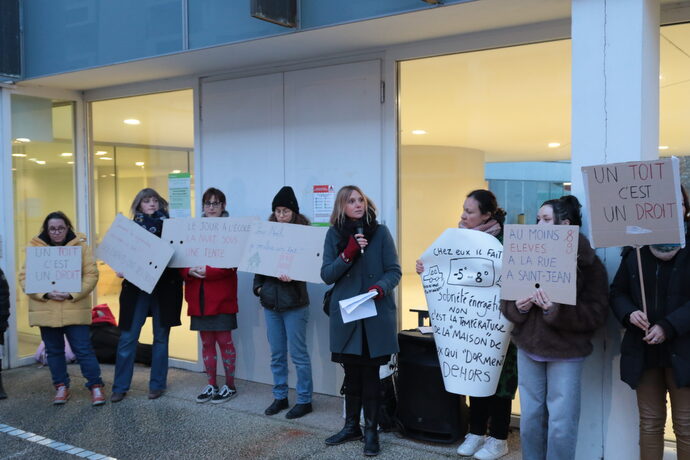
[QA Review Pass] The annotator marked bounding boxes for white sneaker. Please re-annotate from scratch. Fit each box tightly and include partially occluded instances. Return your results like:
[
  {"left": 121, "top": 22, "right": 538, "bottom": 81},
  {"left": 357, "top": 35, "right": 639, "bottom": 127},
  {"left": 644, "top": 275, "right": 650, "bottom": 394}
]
[
  {"left": 457, "top": 433, "right": 485, "bottom": 456},
  {"left": 473, "top": 436, "right": 508, "bottom": 460},
  {"left": 211, "top": 385, "right": 237, "bottom": 404},
  {"left": 195, "top": 384, "right": 217, "bottom": 403}
]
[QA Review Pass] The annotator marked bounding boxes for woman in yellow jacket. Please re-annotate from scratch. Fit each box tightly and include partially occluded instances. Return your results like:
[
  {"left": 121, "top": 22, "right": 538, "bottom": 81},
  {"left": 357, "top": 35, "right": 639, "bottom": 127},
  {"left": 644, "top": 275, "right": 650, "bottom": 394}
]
[{"left": 20, "top": 211, "right": 104, "bottom": 406}]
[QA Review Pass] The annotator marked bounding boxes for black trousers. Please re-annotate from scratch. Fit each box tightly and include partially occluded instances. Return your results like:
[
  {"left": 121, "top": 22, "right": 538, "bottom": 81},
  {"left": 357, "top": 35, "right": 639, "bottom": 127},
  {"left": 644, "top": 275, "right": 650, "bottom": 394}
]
[{"left": 469, "top": 395, "right": 512, "bottom": 440}]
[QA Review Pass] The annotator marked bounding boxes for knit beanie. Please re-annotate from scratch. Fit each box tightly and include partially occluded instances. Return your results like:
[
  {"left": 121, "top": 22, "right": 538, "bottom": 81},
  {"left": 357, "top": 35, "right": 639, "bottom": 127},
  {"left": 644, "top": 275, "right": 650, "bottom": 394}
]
[{"left": 272, "top": 186, "right": 299, "bottom": 213}]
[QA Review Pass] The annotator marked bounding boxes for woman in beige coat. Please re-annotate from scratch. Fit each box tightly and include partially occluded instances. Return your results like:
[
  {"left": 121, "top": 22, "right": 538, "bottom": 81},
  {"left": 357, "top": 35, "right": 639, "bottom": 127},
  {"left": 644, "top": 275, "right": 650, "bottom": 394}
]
[{"left": 20, "top": 211, "right": 104, "bottom": 405}]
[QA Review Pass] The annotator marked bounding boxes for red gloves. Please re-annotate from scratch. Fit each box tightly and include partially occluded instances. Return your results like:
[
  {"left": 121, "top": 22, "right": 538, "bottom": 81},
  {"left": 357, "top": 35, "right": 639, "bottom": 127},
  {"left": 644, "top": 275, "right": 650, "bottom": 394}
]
[
  {"left": 368, "top": 285, "right": 384, "bottom": 300},
  {"left": 341, "top": 235, "right": 360, "bottom": 262}
]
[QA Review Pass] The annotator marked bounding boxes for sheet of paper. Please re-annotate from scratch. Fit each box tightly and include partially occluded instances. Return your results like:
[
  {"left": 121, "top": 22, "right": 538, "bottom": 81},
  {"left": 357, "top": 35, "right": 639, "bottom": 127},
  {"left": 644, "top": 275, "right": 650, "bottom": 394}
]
[
  {"left": 339, "top": 291, "right": 378, "bottom": 323},
  {"left": 417, "top": 326, "right": 434, "bottom": 334},
  {"left": 339, "top": 291, "right": 377, "bottom": 313}
]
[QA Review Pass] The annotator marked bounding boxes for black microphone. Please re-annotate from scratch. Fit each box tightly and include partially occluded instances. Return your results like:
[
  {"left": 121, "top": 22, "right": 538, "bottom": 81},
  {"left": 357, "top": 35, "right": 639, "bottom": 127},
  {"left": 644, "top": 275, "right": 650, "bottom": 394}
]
[{"left": 356, "top": 222, "right": 364, "bottom": 254}]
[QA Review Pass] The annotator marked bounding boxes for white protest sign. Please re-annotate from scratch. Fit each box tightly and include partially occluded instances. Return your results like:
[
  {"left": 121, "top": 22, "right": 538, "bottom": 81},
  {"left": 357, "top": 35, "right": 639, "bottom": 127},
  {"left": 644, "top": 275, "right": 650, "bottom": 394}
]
[
  {"left": 501, "top": 224, "right": 579, "bottom": 305},
  {"left": 238, "top": 221, "right": 328, "bottom": 284},
  {"left": 96, "top": 214, "right": 174, "bottom": 294},
  {"left": 24, "top": 246, "right": 82, "bottom": 294},
  {"left": 582, "top": 157, "right": 684, "bottom": 248},
  {"left": 419, "top": 228, "right": 511, "bottom": 397},
  {"left": 162, "top": 217, "right": 256, "bottom": 268}
]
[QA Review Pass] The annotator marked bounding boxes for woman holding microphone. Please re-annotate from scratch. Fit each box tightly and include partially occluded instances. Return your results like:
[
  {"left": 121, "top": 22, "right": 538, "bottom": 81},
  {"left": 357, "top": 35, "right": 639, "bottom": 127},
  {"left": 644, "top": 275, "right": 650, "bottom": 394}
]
[{"left": 321, "top": 185, "right": 401, "bottom": 457}]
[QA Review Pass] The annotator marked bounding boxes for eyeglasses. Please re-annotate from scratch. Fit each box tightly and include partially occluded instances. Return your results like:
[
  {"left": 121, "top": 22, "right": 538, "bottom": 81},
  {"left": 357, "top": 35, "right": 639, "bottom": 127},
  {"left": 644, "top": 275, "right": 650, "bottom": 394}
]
[
  {"left": 203, "top": 201, "right": 223, "bottom": 208},
  {"left": 48, "top": 226, "right": 67, "bottom": 234},
  {"left": 274, "top": 209, "right": 292, "bottom": 216}
]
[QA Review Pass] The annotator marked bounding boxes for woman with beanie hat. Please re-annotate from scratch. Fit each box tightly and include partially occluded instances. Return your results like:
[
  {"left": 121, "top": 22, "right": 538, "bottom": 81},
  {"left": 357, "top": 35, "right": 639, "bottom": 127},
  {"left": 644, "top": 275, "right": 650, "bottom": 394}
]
[
  {"left": 181, "top": 187, "right": 239, "bottom": 404},
  {"left": 253, "top": 186, "right": 314, "bottom": 419}
]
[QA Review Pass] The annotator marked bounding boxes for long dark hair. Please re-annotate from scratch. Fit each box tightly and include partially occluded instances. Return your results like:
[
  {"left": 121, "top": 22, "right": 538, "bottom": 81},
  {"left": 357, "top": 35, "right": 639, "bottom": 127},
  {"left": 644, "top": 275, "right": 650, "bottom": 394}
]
[
  {"left": 541, "top": 195, "right": 582, "bottom": 226},
  {"left": 467, "top": 189, "right": 506, "bottom": 226}
]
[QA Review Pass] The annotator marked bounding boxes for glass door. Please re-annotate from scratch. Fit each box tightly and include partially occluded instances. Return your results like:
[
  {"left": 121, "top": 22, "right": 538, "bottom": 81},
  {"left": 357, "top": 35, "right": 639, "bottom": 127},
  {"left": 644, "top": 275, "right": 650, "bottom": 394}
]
[
  {"left": 91, "top": 89, "right": 197, "bottom": 363},
  {"left": 11, "top": 95, "right": 78, "bottom": 358}
]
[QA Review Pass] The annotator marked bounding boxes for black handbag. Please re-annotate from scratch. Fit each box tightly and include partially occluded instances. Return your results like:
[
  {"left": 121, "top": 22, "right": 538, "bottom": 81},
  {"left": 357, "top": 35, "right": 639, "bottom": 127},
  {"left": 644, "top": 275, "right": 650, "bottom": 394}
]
[{"left": 322, "top": 287, "right": 333, "bottom": 316}]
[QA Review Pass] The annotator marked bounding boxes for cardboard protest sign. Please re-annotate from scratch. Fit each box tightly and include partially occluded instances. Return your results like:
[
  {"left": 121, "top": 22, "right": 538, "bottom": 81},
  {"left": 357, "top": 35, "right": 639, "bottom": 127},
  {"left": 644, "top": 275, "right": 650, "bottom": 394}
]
[
  {"left": 501, "top": 224, "right": 579, "bottom": 305},
  {"left": 162, "top": 217, "right": 256, "bottom": 268},
  {"left": 96, "top": 214, "right": 174, "bottom": 294},
  {"left": 419, "top": 228, "right": 511, "bottom": 397},
  {"left": 582, "top": 157, "right": 684, "bottom": 248},
  {"left": 238, "top": 221, "right": 328, "bottom": 284},
  {"left": 24, "top": 246, "right": 82, "bottom": 294}
]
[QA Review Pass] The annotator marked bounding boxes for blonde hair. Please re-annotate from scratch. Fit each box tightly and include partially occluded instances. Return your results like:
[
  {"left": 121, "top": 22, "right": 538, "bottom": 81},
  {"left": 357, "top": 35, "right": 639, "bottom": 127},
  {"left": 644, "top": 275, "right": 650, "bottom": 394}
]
[
  {"left": 329, "top": 185, "right": 377, "bottom": 226},
  {"left": 130, "top": 188, "right": 169, "bottom": 217}
]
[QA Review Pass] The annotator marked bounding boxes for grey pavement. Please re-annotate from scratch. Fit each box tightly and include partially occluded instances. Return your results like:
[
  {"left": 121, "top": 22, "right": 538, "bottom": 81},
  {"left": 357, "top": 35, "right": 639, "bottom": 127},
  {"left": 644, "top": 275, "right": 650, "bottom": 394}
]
[{"left": 0, "top": 364, "right": 521, "bottom": 460}]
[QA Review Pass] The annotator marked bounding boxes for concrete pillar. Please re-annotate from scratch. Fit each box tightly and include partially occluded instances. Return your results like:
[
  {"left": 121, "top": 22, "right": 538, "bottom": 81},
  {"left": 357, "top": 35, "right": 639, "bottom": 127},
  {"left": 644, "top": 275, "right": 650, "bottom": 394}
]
[{"left": 571, "top": 1, "right": 660, "bottom": 459}]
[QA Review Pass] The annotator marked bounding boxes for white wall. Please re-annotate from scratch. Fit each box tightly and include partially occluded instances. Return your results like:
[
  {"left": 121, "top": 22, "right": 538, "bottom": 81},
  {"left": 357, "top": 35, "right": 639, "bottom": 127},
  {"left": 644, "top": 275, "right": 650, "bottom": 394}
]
[{"left": 200, "top": 60, "right": 383, "bottom": 396}]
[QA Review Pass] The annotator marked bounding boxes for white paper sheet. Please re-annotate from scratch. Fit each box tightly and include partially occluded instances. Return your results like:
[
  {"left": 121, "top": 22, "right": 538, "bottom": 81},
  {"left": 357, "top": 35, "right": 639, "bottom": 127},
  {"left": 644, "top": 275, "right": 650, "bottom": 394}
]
[{"left": 339, "top": 291, "right": 377, "bottom": 323}]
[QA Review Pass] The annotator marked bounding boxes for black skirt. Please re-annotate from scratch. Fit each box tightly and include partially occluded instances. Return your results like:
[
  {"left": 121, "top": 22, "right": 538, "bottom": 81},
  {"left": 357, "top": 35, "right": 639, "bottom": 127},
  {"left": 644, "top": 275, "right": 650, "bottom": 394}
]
[{"left": 331, "top": 330, "right": 389, "bottom": 366}]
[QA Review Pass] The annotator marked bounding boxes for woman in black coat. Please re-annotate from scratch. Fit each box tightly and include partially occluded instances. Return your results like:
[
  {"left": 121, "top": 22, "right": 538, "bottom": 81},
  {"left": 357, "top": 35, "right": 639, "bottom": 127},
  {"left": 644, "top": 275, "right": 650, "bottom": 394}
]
[
  {"left": 0, "top": 268, "right": 9, "bottom": 399},
  {"left": 610, "top": 186, "right": 690, "bottom": 460},
  {"left": 110, "top": 188, "right": 183, "bottom": 403},
  {"left": 321, "top": 185, "right": 401, "bottom": 457}
]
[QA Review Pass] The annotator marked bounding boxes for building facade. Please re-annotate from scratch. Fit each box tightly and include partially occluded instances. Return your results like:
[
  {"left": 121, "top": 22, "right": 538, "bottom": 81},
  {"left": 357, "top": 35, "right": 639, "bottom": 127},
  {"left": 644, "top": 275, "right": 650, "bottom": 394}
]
[{"left": 1, "top": 0, "right": 687, "bottom": 458}]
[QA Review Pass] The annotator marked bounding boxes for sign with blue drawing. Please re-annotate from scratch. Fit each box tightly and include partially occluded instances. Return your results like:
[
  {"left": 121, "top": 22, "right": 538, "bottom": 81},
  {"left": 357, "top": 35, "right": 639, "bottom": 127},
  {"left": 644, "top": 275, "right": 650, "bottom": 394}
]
[
  {"left": 238, "top": 221, "right": 328, "bottom": 284},
  {"left": 418, "top": 228, "right": 511, "bottom": 397}
]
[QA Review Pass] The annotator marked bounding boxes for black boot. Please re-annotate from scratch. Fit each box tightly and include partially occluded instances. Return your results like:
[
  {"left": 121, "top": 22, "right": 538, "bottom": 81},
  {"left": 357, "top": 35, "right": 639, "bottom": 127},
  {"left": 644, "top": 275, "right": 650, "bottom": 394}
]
[
  {"left": 0, "top": 359, "right": 6, "bottom": 400},
  {"left": 325, "top": 395, "right": 363, "bottom": 445},
  {"left": 363, "top": 398, "right": 380, "bottom": 456}
]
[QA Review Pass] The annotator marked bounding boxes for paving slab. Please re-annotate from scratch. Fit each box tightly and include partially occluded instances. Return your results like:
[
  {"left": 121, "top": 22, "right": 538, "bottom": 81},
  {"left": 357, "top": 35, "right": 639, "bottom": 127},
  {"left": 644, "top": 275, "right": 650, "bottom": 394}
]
[{"left": 0, "top": 363, "right": 521, "bottom": 459}]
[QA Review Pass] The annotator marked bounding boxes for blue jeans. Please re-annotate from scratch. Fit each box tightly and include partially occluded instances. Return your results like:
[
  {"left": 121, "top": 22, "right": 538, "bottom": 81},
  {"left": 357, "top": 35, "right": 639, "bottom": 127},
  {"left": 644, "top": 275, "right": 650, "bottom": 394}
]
[
  {"left": 40, "top": 325, "right": 103, "bottom": 389},
  {"left": 113, "top": 293, "right": 170, "bottom": 393},
  {"left": 517, "top": 348, "right": 584, "bottom": 460},
  {"left": 264, "top": 306, "right": 313, "bottom": 404}
]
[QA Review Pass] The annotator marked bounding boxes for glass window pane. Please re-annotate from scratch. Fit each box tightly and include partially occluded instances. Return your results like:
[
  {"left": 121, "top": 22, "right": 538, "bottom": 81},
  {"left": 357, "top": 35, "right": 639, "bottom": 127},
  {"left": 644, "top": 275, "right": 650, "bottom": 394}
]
[
  {"left": 11, "top": 95, "right": 77, "bottom": 357},
  {"left": 92, "top": 89, "right": 196, "bottom": 362}
]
